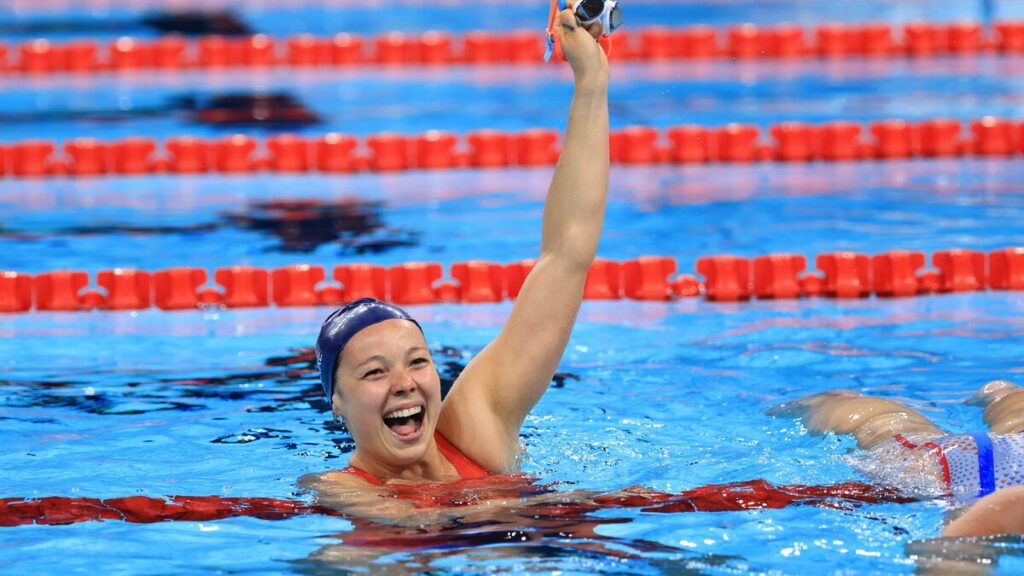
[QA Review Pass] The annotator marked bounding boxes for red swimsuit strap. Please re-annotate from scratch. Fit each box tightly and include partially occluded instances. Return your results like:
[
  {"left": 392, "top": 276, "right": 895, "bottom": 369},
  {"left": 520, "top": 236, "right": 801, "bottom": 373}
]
[
  {"left": 341, "top": 431, "right": 489, "bottom": 485},
  {"left": 434, "top": 432, "right": 490, "bottom": 479}
]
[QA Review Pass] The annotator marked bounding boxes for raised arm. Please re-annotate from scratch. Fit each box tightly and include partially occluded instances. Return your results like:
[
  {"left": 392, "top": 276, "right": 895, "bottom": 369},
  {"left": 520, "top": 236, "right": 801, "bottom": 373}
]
[{"left": 438, "top": 9, "right": 610, "bottom": 471}]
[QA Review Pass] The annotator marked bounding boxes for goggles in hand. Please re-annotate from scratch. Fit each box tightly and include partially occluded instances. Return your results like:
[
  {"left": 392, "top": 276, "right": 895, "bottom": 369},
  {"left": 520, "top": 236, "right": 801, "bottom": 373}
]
[
  {"left": 572, "top": 0, "right": 623, "bottom": 36},
  {"left": 544, "top": 0, "right": 624, "bottom": 62}
]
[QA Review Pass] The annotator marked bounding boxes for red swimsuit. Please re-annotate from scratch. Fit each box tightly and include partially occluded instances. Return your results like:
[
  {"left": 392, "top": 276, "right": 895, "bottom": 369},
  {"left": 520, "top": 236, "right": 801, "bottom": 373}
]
[
  {"left": 340, "top": 431, "right": 490, "bottom": 486},
  {"left": 338, "top": 433, "right": 548, "bottom": 509}
]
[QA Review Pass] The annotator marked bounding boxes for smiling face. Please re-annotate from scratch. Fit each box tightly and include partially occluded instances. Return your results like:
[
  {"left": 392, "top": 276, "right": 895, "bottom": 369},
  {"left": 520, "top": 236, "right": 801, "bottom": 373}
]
[{"left": 332, "top": 319, "right": 441, "bottom": 470}]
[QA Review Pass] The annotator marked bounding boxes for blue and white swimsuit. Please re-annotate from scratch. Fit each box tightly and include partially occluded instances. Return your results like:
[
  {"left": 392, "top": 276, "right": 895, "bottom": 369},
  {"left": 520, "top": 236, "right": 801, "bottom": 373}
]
[{"left": 891, "top": 432, "right": 1024, "bottom": 501}]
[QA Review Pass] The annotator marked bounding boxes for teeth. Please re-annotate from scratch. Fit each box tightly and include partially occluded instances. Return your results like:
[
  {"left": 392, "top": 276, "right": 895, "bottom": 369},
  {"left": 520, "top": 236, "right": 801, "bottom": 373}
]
[{"left": 384, "top": 406, "right": 423, "bottom": 419}]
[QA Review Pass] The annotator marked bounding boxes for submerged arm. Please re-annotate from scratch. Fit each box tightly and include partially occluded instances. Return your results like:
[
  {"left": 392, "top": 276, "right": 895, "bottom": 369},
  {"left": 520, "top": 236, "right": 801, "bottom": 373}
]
[
  {"left": 440, "top": 11, "right": 610, "bottom": 471},
  {"left": 766, "top": 390, "right": 944, "bottom": 449},
  {"left": 942, "top": 486, "right": 1024, "bottom": 537}
]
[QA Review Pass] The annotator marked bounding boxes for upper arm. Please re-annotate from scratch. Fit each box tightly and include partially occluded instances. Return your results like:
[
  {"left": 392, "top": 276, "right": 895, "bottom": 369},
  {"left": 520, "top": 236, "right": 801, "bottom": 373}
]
[{"left": 438, "top": 253, "right": 588, "bottom": 470}]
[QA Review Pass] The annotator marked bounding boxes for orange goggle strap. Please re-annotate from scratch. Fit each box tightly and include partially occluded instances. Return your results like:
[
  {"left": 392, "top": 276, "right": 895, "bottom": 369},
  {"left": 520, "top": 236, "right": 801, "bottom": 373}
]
[{"left": 544, "top": 0, "right": 568, "bottom": 62}]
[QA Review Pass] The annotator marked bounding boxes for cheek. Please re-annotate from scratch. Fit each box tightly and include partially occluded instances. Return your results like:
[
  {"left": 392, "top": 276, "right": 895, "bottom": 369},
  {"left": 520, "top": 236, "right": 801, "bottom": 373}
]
[
  {"left": 336, "top": 382, "right": 384, "bottom": 418},
  {"left": 424, "top": 370, "right": 443, "bottom": 400},
  {"left": 341, "top": 391, "right": 387, "bottom": 440}
]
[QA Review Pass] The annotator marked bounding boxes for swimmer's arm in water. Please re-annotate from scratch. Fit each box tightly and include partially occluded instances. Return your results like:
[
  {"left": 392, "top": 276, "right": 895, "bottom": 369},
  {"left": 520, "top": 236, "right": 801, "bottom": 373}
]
[
  {"left": 941, "top": 486, "right": 1024, "bottom": 537},
  {"left": 437, "top": 8, "right": 610, "bottom": 472},
  {"left": 300, "top": 471, "right": 586, "bottom": 526},
  {"left": 299, "top": 471, "right": 466, "bottom": 526}
]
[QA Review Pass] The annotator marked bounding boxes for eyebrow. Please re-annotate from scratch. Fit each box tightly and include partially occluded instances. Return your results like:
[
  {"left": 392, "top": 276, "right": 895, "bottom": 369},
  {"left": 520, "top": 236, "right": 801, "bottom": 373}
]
[
  {"left": 354, "top": 348, "right": 429, "bottom": 370},
  {"left": 354, "top": 356, "right": 386, "bottom": 371}
]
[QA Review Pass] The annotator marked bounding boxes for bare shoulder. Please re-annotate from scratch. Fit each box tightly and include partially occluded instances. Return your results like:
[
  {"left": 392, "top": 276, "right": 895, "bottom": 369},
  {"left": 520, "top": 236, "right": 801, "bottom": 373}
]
[{"left": 299, "top": 470, "right": 372, "bottom": 493}]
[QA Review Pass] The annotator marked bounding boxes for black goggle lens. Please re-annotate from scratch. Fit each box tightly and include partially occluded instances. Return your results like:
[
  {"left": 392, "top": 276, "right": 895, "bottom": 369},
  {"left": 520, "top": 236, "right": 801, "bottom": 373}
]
[{"left": 575, "top": 0, "right": 605, "bottom": 21}]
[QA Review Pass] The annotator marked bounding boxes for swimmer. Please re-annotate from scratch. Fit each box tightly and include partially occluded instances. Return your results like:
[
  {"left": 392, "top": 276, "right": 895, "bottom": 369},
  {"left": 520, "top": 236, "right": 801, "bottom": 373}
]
[
  {"left": 302, "top": 4, "right": 610, "bottom": 509},
  {"left": 769, "top": 380, "right": 1024, "bottom": 536}
]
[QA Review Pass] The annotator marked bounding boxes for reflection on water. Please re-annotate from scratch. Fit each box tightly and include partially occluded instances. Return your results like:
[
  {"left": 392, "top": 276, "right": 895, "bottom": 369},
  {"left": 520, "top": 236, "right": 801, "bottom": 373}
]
[
  {"left": 907, "top": 534, "right": 1024, "bottom": 575},
  {"left": 298, "top": 518, "right": 728, "bottom": 576},
  {"left": 295, "top": 477, "right": 908, "bottom": 575}
]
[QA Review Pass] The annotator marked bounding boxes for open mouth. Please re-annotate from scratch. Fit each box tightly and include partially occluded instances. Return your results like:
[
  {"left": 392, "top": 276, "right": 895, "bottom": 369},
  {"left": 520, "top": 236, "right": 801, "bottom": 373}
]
[{"left": 382, "top": 405, "right": 425, "bottom": 438}]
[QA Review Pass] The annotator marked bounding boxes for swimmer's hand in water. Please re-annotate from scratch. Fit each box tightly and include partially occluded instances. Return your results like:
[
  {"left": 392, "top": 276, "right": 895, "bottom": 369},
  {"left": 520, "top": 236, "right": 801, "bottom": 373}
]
[{"left": 556, "top": 5, "right": 609, "bottom": 81}]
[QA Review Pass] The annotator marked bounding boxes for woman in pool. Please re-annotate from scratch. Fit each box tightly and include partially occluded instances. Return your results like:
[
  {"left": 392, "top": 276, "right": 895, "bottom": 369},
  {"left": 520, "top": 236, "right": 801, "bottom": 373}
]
[
  {"left": 770, "top": 379, "right": 1024, "bottom": 536},
  {"left": 307, "top": 6, "right": 609, "bottom": 493}
]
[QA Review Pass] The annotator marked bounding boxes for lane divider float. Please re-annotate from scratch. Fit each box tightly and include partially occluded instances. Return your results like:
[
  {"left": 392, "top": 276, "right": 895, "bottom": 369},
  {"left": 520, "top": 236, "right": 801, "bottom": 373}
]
[
  {"left": 5, "top": 20, "right": 1024, "bottom": 75},
  {"left": 4, "top": 116, "right": 1024, "bottom": 179},
  {"left": 1, "top": 247, "right": 1021, "bottom": 313},
  {"left": 0, "top": 479, "right": 909, "bottom": 527}
]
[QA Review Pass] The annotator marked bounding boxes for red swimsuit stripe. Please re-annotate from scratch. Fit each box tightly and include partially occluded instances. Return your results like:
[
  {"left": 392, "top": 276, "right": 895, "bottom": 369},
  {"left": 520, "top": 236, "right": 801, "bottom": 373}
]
[
  {"left": 892, "top": 434, "right": 919, "bottom": 449},
  {"left": 893, "top": 434, "right": 953, "bottom": 492},
  {"left": 921, "top": 442, "right": 952, "bottom": 488}
]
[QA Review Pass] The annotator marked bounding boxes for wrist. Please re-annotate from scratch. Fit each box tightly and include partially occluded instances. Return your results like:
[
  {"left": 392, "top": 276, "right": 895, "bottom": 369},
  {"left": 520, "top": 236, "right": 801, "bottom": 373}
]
[{"left": 573, "top": 72, "right": 608, "bottom": 94}]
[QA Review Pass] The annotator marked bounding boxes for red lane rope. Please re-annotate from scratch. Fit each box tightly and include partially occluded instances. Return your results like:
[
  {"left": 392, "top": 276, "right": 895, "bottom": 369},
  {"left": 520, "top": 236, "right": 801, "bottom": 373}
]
[
  {"left": 3, "top": 116, "right": 1024, "bottom": 179},
  {"left": 0, "top": 495, "right": 325, "bottom": 527},
  {"left": 2, "top": 248, "right": 1021, "bottom": 313},
  {"left": 0, "top": 479, "right": 910, "bottom": 527},
  {"left": 3, "top": 20, "right": 1024, "bottom": 75}
]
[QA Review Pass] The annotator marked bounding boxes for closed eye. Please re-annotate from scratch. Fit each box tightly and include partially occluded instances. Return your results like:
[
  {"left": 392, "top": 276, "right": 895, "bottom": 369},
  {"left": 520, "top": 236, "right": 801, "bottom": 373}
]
[
  {"left": 411, "top": 357, "right": 429, "bottom": 366},
  {"left": 362, "top": 368, "right": 384, "bottom": 379}
]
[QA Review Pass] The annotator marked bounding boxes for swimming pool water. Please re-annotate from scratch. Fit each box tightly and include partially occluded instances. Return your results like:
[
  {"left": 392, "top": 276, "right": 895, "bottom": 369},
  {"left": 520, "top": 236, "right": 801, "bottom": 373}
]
[
  {"left": 3, "top": 293, "right": 1023, "bottom": 573},
  {"left": 3, "top": 160, "right": 1022, "bottom": 274},
  {"left": 3, "top": 0, "right": 1024, "bottom": 574},
  {"left": 3, "top": 58, "right": 1024, "bottom": 142}
]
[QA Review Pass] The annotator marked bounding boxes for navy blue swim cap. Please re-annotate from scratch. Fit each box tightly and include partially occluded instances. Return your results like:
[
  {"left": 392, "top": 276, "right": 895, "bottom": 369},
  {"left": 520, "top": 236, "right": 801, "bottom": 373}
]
[{"left": 315, "top": 298, "right": 422, "bottom": 406}]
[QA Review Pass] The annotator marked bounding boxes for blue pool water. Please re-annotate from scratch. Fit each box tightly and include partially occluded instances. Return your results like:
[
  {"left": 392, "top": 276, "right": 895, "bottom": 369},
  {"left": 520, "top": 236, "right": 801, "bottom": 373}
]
[
  {"left": 3, "top": 161, "right": 1023, "bottom": 273},
  {"left": 4, "top": 295, "right": 1024, "bottom": 574},
  {"left": 3, "top": 0, "right": 1024, "bottom": 574},
  {"left": 4, "top": 59, "right": 1024, "bottom": 141}
]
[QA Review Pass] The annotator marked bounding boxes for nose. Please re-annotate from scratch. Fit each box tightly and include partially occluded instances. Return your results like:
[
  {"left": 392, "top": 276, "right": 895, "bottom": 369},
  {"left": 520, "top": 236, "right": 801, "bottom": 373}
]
[{"left": 389, "top": 370, "right": 418, "bottom": 396}]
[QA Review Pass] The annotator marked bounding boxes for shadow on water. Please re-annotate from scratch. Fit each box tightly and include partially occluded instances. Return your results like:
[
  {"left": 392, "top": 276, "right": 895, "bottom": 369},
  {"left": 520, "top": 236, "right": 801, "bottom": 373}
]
[
  {"left": 0, "top": 344, "right": 578, "bottom": 419},
  {"left": 0, "top": 92, "right": 320, "bottom": 129},
  {"left": 7, "top": 198, "right": 418, "bottom": 255},
  {"left": 0, "top": 10, "right": 252, "bottom": 36},
  {"left": 140, "top": 11, "right": 253, "bottom": 36},
  {"left": 219, "top": 199, "right": 418, "bottom": 254}
]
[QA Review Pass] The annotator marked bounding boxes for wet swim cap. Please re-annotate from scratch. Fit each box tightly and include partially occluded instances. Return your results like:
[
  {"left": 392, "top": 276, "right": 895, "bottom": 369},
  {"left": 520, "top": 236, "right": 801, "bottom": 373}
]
[{"left": 315, "top": 298, "right": 422, "bottom": 405}]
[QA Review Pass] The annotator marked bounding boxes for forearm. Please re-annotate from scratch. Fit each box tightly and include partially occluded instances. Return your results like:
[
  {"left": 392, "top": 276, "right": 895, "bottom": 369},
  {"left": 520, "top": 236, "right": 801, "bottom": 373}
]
[{"left": 540, "top": 75, "right": 609, "bottom": 270}]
